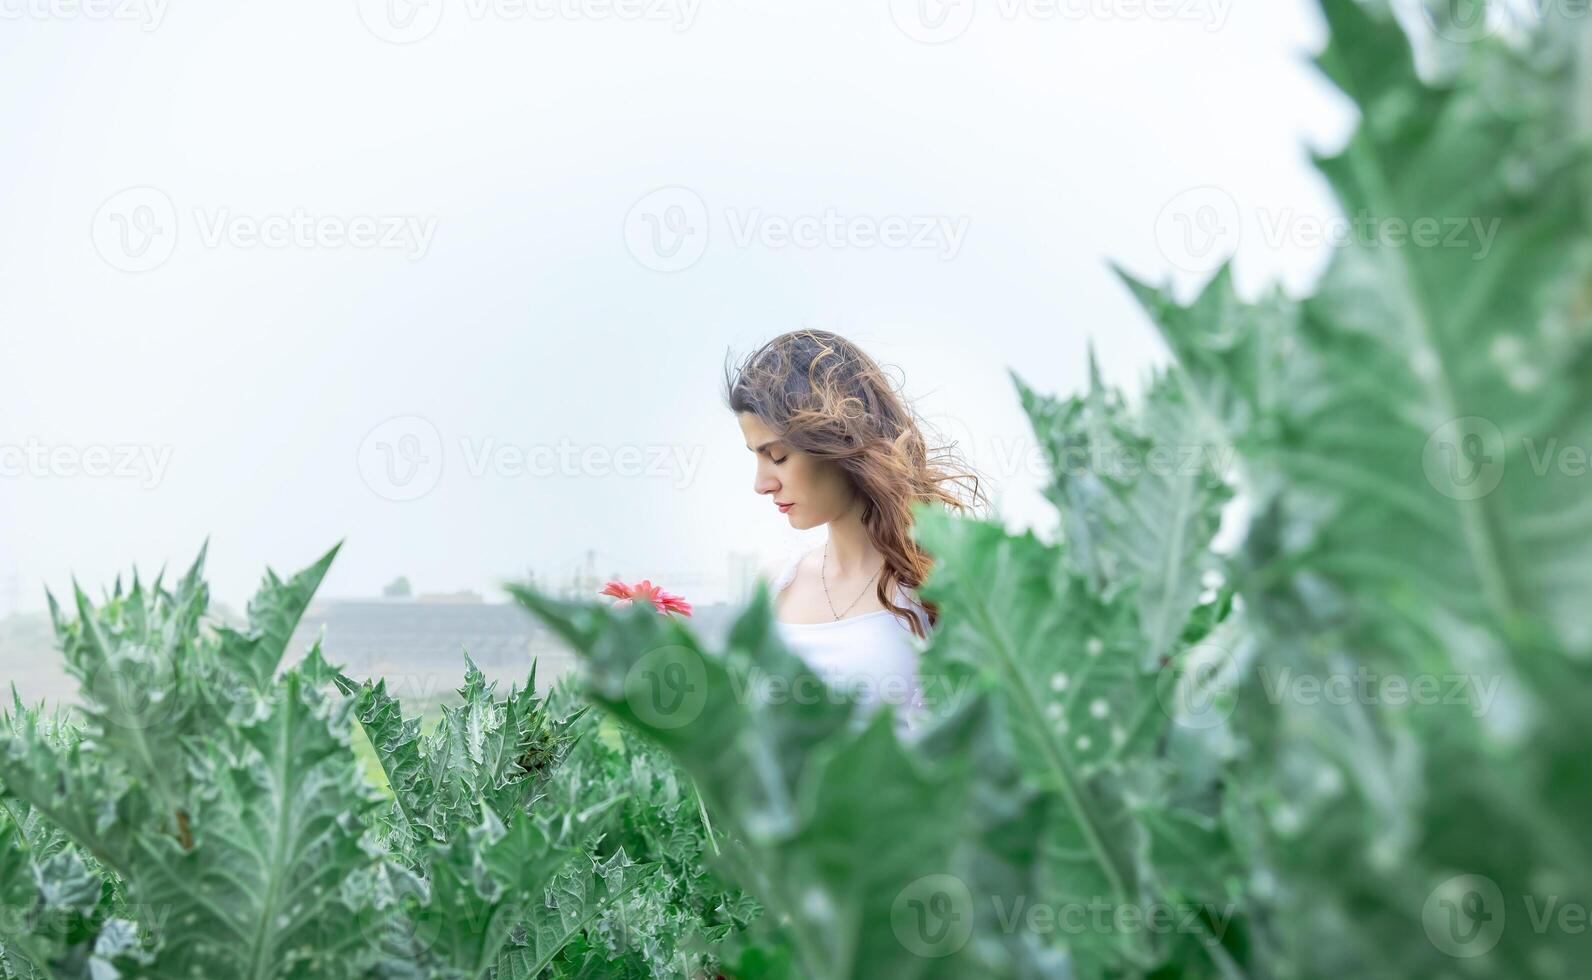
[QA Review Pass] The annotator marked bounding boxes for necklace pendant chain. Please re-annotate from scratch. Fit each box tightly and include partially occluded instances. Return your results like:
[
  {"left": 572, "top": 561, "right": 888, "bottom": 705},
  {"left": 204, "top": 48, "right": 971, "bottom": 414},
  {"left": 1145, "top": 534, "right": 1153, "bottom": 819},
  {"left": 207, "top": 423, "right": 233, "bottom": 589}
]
[{"left": 822, "top": 541, "right": 882, "bottom": 620}]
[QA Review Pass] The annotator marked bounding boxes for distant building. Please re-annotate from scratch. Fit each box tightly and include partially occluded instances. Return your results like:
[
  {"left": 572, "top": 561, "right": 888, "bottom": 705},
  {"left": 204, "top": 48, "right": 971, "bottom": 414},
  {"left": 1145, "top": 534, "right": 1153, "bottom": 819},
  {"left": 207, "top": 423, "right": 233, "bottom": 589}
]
[
  {"left": 414, "top": 590, "right": 486, "bottom": 604},
  {"left": 283, "top": 564, "right": 750, "bottom": 705},
  {"left": 286, "top": 594, "right": 558, "bottom": 702},
  {"left": 727, "top": 551, "right": 761, "bottom": 605}
]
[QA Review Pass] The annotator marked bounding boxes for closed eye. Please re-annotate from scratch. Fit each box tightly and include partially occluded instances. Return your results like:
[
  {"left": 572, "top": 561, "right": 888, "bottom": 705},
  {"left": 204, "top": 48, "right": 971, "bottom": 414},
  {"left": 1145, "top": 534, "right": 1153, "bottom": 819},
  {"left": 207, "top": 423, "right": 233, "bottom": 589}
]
[{"left": 772, "top": 455, "right": 788, "bottom": 464}]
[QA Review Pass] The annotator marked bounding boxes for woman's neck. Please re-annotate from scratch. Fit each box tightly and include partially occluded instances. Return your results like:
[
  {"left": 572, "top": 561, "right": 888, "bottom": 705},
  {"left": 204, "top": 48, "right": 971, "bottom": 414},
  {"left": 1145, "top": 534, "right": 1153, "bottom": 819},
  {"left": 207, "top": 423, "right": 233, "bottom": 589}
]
[{"left": 824, "top": 499, "right": 880, "bottom": 577}]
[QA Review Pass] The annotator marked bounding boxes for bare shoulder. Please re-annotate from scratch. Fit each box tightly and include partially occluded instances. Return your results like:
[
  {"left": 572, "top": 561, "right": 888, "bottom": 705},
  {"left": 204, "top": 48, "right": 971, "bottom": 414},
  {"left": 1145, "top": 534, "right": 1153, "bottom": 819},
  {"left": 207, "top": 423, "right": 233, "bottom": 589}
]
[{"left": 771, "top": 548, "right": 814, "bottom": 614}]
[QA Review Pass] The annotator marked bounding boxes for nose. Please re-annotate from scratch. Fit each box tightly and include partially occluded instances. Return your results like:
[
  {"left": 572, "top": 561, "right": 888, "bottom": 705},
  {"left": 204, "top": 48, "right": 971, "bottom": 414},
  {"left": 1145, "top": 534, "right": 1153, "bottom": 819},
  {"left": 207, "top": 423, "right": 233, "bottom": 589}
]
[{"left": 753, "top": 458, "right": 780, "bottom": 497}]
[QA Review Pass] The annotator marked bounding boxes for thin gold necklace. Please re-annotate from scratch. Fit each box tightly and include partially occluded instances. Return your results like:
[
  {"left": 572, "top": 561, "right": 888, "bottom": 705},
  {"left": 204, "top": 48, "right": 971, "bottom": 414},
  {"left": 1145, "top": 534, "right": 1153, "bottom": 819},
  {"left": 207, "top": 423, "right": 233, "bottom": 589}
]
[{"left": 822, "top": 541, "right": 883, "bottom": 620}]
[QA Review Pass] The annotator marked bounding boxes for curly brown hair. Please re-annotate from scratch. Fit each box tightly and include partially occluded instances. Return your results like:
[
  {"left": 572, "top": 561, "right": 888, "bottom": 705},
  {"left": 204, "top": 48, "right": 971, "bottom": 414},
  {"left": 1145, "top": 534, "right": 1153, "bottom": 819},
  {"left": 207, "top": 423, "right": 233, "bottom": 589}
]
[{"left": 722, "top": 329, "right": 988, "bottom": 638}]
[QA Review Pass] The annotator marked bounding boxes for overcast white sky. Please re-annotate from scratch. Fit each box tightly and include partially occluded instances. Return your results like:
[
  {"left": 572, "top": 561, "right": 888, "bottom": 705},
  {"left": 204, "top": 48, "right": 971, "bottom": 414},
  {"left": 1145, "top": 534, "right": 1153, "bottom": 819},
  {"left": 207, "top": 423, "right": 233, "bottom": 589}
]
[{"left": 0, "top": 0, "right": 1356, "bottom": 615}]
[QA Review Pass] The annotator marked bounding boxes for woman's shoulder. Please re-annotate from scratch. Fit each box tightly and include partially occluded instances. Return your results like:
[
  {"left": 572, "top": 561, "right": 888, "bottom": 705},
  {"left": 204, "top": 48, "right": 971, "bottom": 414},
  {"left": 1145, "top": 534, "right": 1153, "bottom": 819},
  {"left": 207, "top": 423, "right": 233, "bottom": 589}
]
[{"left": 770, "top": 547, "right": 815, "bottom": 594}]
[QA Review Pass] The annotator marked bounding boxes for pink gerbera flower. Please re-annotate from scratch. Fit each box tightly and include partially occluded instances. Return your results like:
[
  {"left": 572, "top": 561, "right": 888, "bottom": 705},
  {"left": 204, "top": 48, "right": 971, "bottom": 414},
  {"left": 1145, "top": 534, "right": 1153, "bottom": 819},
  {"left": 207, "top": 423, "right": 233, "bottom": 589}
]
[{"left": 598, "top": 579, "right": 693, "bottom": 617}]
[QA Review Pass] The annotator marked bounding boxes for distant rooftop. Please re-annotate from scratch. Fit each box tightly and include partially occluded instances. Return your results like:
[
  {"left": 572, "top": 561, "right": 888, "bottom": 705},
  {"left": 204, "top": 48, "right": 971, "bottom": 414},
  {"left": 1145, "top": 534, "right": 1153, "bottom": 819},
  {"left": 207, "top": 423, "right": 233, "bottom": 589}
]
[
  {"left": 290, "top": 598, "right": 540, "bottom": 672},
  {"left": 285, "top": 595, "right": 741, "bottom": 698}
]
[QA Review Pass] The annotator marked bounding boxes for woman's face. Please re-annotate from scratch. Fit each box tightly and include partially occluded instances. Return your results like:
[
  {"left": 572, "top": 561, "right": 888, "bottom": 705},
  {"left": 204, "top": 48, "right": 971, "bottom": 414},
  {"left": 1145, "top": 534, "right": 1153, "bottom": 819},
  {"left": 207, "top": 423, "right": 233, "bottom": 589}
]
[{"left": 738, "top": 412, "right": 854, "bottom": 530}]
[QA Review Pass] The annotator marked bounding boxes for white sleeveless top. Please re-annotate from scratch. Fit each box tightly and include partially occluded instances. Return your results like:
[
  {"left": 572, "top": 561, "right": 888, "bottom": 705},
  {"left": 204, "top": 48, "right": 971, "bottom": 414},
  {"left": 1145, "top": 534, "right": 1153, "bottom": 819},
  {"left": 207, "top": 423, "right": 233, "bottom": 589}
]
[{"left": 771, "top": 549, "right": 931, "bottom": 732}]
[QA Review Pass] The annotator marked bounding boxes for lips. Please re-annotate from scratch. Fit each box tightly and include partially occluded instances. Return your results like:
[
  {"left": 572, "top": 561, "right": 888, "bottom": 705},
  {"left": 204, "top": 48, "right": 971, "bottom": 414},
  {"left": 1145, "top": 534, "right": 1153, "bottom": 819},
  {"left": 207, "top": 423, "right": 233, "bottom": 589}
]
[{"left": 776, "top": 502, "right": 794, "bottom": 513}]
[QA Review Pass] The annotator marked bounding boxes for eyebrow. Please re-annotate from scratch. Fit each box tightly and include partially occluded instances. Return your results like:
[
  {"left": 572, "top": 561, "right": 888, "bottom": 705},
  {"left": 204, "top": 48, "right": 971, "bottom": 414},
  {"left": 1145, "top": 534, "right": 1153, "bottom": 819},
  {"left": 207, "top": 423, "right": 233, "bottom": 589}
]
[{"left": 746, "top": 440, "right": 782, "bottom": 453}]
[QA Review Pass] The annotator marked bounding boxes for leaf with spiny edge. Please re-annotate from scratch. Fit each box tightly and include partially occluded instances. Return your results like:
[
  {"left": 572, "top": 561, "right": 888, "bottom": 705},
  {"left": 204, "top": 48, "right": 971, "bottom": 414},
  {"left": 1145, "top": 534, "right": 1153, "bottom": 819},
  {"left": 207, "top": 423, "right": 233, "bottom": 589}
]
[{"left": 213, "top": 541, "right": 342, "bottom": 692}]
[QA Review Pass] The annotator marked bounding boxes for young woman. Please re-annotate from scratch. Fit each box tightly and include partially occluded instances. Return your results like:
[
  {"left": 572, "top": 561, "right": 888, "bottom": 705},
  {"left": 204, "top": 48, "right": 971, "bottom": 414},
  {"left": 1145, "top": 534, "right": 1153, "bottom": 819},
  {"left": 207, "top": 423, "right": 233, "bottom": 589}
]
[{"left": 722, "top": 329, "right": 986, "bottom": 725}]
